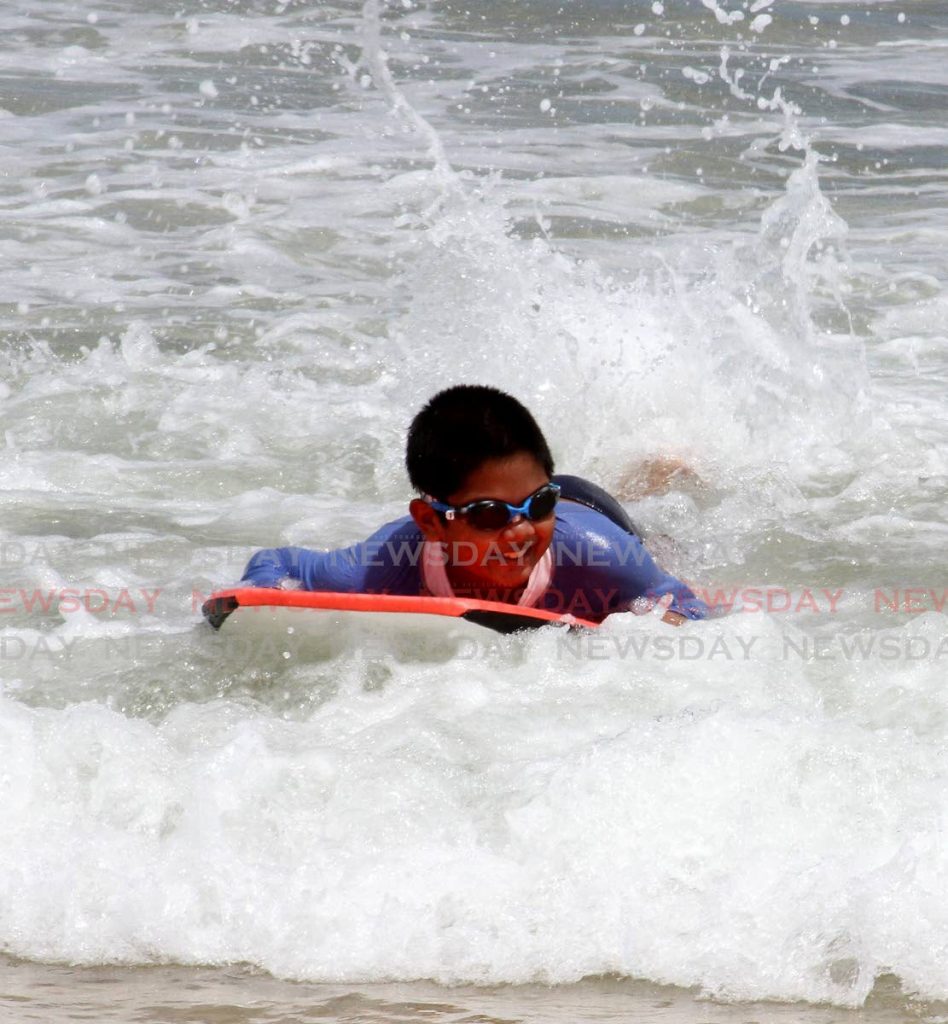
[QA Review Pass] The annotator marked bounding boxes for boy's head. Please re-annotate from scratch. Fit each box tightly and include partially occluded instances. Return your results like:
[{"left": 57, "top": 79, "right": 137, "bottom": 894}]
[
  {"left": 406, "top": 386, "right": 557, "bottom": 593},
  {"left": 406, "top": 385, "right": 554, "bottom": 500}
]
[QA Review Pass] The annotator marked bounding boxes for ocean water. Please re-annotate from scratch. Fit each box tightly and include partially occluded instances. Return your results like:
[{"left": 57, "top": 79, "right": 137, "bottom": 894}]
[{"left": 1, "top": 1, "right": 946, "bottom": 1021}]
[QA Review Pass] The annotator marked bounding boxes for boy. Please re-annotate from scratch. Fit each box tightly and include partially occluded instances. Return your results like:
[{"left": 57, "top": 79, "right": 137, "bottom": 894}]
[{"left": 242, "top": 385, "right": 706, "bottom": 624}]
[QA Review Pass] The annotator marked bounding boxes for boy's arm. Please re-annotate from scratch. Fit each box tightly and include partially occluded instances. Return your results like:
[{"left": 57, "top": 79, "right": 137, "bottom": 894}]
[
  {"left": 648, "top": 574, "right": 707, "bottom": 623},
  {"left": 240, "top": 519, "right": 424, "bottom": 594},
  {"left": 637, "top": 553, "right": 706, "bottom": 624},
  {"left": 241, "top": 545, "right": 356, "bottom": 590},
  {"left": 574, "top": 515, "right": 708, "bottom": 623}
]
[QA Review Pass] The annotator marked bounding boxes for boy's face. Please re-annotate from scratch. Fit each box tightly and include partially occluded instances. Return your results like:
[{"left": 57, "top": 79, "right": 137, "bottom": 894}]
[{"left": 410, "top": 452, "right": 556, "bottom": 594}]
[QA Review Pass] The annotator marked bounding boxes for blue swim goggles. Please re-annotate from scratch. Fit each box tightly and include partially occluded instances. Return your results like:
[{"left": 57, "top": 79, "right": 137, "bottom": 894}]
[{"left": 427, "top": 482, "right": 560, "bottom": 532}]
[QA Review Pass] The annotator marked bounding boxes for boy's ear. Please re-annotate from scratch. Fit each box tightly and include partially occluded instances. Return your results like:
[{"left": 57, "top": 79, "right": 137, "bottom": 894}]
[{"left": 409, "top": 498, "right": 446, "bottom": 541}]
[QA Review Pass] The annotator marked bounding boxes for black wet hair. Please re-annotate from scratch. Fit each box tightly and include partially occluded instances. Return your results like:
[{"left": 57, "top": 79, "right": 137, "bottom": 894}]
[{"left": 406, "top": 385, "right": 555, "bottom": 500}]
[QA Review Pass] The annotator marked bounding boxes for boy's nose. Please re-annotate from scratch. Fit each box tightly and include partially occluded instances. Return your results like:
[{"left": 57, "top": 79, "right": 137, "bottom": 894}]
[{"left": 501, "top": 514, "right": 535, "bottom": 540}]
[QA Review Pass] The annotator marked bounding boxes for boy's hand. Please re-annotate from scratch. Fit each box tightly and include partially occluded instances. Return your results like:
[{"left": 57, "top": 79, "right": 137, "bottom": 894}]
[{"left": 618, "top": 457, "right": 703, "bottom": 500}]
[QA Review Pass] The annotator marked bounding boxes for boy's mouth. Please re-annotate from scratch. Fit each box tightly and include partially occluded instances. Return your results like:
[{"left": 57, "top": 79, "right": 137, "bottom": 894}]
[{"left": 498, "top": 541, "right": 535, "bottom": 565}]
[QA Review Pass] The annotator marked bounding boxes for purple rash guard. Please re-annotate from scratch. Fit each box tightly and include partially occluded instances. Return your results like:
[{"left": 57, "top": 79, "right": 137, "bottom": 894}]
[
  {"left": 241, "top": 503, "right": 708, "bottom": 622},
  {"left": 241, "top": 502, "right": 707, "bottom": 621}
]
